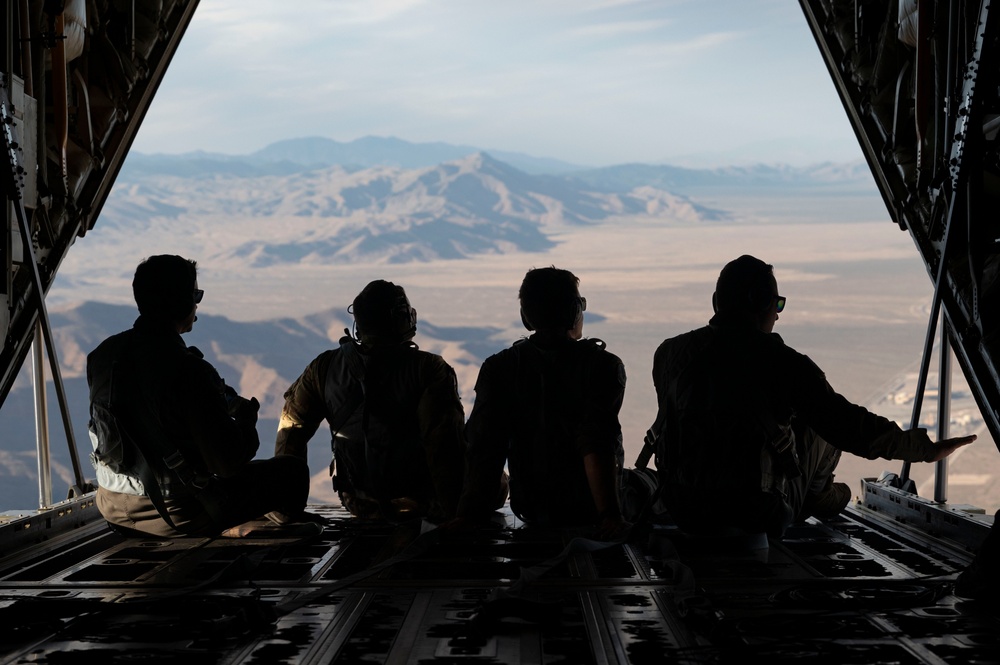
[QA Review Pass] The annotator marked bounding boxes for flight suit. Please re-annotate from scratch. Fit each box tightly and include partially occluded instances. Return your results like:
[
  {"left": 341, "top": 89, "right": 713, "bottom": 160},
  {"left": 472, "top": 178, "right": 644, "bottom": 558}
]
[
  {"left": 458, "top": 335, "right": 626, "bottom": 526},
  {"left": 651, "top": 314, "right": 944, "bottom": 537},
  {"left": 87, "top": 315, "right": 308, "bottom": 537}
]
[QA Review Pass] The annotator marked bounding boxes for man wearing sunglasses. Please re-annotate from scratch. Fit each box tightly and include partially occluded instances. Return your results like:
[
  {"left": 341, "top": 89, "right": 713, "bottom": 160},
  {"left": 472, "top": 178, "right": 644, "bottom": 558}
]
[
  {"left": 648, "top": 254, "right": 975, "bottom": 539},
  {"left": 87, "top": 255, "right": 310, "bottom": 537}
]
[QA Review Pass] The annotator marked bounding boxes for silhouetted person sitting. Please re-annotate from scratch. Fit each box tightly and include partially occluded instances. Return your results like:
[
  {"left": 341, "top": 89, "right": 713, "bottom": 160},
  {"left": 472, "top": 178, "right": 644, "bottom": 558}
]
[
  {"left": 455, "top": 267, "right": 628, "bottom": 537},
  {"left": 650, "top": 255, "right": 975, "bottom": 539},
  {"left": 87, "top": 255, "right": 309, "bottom": 538},
  {"left": 275, "top": 280, "right": 465, "bottom": 523}
]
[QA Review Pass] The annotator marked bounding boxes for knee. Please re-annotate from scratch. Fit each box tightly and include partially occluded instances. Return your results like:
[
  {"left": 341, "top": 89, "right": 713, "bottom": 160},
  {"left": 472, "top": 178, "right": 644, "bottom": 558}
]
[{"left": 268, "top": 454, "right": 310, "bottom": 495}]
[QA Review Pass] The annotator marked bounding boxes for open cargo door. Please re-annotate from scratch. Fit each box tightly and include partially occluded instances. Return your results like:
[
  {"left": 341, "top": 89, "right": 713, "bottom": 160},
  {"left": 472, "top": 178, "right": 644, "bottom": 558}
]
[
  {"left": 801, "top": 0, "right": 1000, "bottom": 460},
  {"left": 1, "top": 1, "right": 199, "bottom": 494},
  {"left": 1, "top": 0, "right": 200, "bottom": 409}
]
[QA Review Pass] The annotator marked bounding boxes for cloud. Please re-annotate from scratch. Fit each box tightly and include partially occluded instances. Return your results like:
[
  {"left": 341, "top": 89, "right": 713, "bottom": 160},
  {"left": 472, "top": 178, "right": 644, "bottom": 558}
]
[
  {"left": 0, "top": 450, "right": 36, "bottom": 479},
  {"left": 566, "top": 19, "right": 672, "bottom": 39},
  {"left": 615, "top": 30, "right": 741, "bottom": 60},
  {"left": 130, "top": 0, "right": 860, "bottom": 166},
  {"left": 196, "top": 0, "right": 429, "bottom": 29}
]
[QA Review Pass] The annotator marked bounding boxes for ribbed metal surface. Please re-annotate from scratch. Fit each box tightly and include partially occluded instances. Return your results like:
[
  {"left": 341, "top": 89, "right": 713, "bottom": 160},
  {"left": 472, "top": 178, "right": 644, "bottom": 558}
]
[{"left": 0, "top": 502, "right": 995, "bottom": 664}]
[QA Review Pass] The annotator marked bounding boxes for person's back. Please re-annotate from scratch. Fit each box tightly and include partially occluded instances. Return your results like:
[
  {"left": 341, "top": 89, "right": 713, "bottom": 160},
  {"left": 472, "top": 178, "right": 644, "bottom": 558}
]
[
  {"left": 655, "top": 319, "right": 828, "bottom": 533},
  {"left": 458, "top": 267, "right": 628, "bottom": 535},
  {"left": 89, "top": 319, "right": 235, "bottom": 502},
  {"left": 467, "top": 334, "right": 624, "bottom": 524},
  {"left": 275, "top": 280, "right": 465, "bottom": 522}
]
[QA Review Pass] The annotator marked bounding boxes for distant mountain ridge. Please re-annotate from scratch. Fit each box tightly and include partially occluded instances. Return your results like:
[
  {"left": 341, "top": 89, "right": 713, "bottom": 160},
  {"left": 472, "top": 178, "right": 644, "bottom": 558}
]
[
  {"left": 107, "top": 151, "right": 727, "bottom": 265},
  {"left": 127, "top": 136, "right": 589, "bottom": 176},
  {"left": 102, "top": 136, "right": 875, "bottom": 266},
  {"left": 568, "top": 161, "right": 875, "bottom": 193},
  {"left": 125, "top": 135, "right": 873, "bottom": 187}
]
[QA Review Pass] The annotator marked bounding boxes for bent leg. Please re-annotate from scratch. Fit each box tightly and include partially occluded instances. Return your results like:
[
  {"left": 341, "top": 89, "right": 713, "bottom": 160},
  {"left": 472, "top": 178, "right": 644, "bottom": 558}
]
[
  {"left": 213, "top": 455, "right": 311, "bottom": 529},
  {"left": 790, "top": 427, "right": 850, "bottom": 521},
  {"left": 96, "top": 487, "right": 213, "bottom": 538}
]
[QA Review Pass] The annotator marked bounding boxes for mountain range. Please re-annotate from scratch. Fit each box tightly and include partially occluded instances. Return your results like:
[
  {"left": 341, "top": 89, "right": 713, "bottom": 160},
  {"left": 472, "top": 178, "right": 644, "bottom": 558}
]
[
  {"left": 3, "top": 137, "right": 883, "bottom": 511},
  {"left": 124, "top": 135, "right": 874, "bottom": 187},
  {"left": 103, "top": 137, "right": 872, "bottom": 266}
]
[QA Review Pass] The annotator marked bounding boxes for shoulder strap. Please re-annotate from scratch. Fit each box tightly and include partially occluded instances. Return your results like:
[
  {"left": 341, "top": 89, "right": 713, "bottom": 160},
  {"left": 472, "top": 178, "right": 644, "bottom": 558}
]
[
  {"left": 325, "top": 339, "right": 368, "bottom": 494},
  {"left": 326, "top": 338, "right": 367, "bottom": 436}
]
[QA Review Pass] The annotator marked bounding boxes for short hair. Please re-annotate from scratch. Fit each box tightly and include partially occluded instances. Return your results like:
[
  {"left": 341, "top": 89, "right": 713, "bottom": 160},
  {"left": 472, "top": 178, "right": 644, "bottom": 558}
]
[
  {"left": 715, "top": 255, "right": 775, "bottom": 315},
  {"left": 132, "top": 255, "right": 198, "bottom": 321},
  {"left": 518, "top": 266, "right": 581, "bottom": 331},
  {"left": 352, "top": 280, "right": 415, "bottom": 345}
]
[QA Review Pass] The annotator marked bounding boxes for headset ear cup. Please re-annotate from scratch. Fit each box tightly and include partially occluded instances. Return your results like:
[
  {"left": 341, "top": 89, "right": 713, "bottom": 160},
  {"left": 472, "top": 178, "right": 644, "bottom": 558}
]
[{"left": 520, "top": 308, "right": 534, "bottom": 331}]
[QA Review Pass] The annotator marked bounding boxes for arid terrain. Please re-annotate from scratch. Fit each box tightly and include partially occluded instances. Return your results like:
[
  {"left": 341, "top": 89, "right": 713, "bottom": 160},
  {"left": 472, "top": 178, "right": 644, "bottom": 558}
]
[
  {"left": 35, "top": 184, "right": 1000, "bottom": 507},
  {"left": 4, "top": 149, "right": 995, "bottom": 513}
]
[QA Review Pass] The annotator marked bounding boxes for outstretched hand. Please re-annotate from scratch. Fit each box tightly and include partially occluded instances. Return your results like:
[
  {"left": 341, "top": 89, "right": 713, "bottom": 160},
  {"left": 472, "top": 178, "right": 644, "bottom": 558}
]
[{"left": 926, "top": 434, "right": 977, "bottom": 462}]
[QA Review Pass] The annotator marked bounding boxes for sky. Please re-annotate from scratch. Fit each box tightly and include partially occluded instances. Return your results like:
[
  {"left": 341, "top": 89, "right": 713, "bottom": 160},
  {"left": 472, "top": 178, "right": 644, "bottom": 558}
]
[{"left": 131, "top": 0, "right": 865, "bottom": 168}]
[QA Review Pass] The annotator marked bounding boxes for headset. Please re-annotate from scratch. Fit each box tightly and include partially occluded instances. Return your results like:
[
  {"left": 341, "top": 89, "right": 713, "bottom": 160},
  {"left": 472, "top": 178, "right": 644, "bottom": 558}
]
[
  {"left": 712, "top": 274, "right": 774, "bottom": 315},
  {"left": 351, "top": 285, "right": 417, "bottom": 344},
  {"left": 133, "top": 256, "right": 199, "bottom": 323},
  {"left": 520, "top": 307, "right": 535, "bottom": 332}
]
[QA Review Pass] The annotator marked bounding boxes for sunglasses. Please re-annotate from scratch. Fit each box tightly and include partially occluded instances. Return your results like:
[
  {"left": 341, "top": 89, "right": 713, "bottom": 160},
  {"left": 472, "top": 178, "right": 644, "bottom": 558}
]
[
  {"left": 194, "top": 289, "right": 204, "bottom": 304},
  {"left": 775, "top": 295, "right": 786, "bottom": 313}
]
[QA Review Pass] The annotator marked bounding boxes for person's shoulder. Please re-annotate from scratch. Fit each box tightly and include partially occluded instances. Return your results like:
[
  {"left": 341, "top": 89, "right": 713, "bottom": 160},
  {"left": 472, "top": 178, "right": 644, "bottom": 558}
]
[
  {"left": 761, "top": 332, "right": 826, "bottom": 379},
  {"left": 667, "top": 325, "right": 713, "bottom": 345},
  {"left": 766, "top": 331, "right": 801, "bottom": 357},
  {"left": 86, "top": 330, "right": 133, "bottom": 377},
  {"left": 296, "top": 343, "right": 361, "bottom": 387},
  {"left": 655, "top": 325, "right": 712, "bottom": 355},
  {"left": 766, "top": 332, "right": 825, "bottom": 377},
  {"left": 407, "top": 344, "right": 448, "bottom": 363},
  {"left": 577, "top": 338, "right": 626, "bottom": 388},
  {"left": 176, "top": 344, "right": 221, "bottom": 378},
  {"left": 407, "top": 346, "right": 460, "bottom": 375},
  {"left": 483, "top": 340, "right": 526, "bottom": 364},
  {"left": 312, "top": 346, "right": 342, "bottom": 367},
  {"left": 297, "top": 347, "right": 341, "bottom": 379},
  {"left": 89, "top": 328, "right": 132, "bottom": 356},
  {"left": 578, "top": 337, "right": 622, "bottom": 363},
  {"left": 463, "top": 341, "right": 523, "bottom": 381}
]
